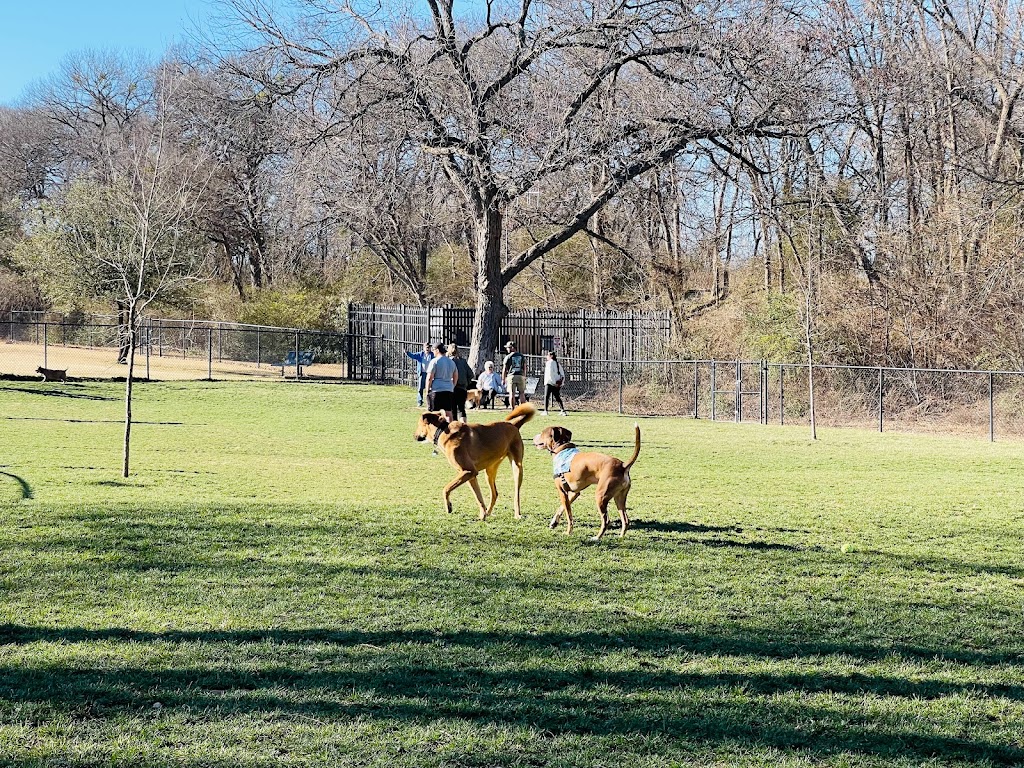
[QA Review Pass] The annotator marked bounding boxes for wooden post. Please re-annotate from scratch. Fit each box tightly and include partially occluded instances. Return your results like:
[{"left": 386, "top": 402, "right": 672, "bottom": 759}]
[{"left": 207, "top": 328, "right": 213, "bottom": 380}]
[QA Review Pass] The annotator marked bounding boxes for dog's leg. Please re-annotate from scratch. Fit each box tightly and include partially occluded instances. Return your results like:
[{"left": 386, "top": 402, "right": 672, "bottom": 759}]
[
  {"left": 510, "top": 458, "right": 524, "bottom": 519},
  {"left": 443, "top": 470, "right": 478, "bottom": 514},
  {"left": 592, "top": 482, "right": 613, "bottom": 540},
  {"left": 549, "top": 490, "right": 579, "bottom": 530},
  {"left": 468, "top": 475, "right": 489, "bottom": 519},
  {"left": 614, "top": 489, "right": 629, "bottom": 537},
  {"left": 484, "top": 463, "right": 499, "bottom": 518}
]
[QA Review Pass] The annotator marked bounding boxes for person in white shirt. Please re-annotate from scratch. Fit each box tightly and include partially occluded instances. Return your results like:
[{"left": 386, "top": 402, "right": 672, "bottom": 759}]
[
  {"left": 543, "top": 351, "right": 567, "bottom": 416},
  {"left": 476, "top": 361, "right": 508, "bottom": 408}
]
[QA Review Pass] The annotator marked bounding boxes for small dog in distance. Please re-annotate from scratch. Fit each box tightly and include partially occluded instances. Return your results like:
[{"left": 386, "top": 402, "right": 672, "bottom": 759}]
[{"left": 36, "top": 366, "right": 68, "bottom": 383}]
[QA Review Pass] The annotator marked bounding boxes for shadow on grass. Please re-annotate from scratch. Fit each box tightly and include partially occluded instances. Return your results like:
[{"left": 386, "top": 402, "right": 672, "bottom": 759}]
[
  {"left": 0, "top": 625, "right": 1021, "bottom": 765},
  {"left": 1, "top": 622, "right": 1020, "bottom": 669},
  {"left": 5, "top": 416, "right": 186, "bottom": 425},
  {"left": 631, "top": 519, "right": 740, "bottom": 534},
  {"left": 0, "top": 471, "right": 33, "bottom": 499},
  {"left": 0, "top": 384, "right": 116, "bottom": 400}
]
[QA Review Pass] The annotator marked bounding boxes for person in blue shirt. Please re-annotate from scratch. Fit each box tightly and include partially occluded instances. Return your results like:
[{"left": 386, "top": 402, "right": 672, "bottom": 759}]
[{"left": 406, "top": 341, "right": 433, "bottom": 407}]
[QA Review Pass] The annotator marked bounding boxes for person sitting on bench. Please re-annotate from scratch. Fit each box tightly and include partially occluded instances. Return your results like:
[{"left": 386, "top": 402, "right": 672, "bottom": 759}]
[{"left": 476, "top": 361, "right": 508, "bottom": 408}]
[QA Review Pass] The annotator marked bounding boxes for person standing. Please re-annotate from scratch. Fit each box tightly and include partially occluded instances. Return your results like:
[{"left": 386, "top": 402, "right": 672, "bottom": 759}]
[
  {"left": 543, "top": 350, "right": 568, "bottom": 416},
  {"left": 405, "top": 341, "right": 433, "bottom": 407},
  {"left": 425, "top": 342, "right": 458, "bottom": 421},
  {"left": 448, "top": 344, "right": 475, "bottom": 422},
  {"left": 501, "top": 341, "right": 527, "bottom": 407}
]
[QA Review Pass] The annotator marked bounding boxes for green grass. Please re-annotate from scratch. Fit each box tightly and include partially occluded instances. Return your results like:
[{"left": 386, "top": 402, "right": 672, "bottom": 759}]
[{"left": 0, "top": 379, "right": 1022, "bottom": 767}]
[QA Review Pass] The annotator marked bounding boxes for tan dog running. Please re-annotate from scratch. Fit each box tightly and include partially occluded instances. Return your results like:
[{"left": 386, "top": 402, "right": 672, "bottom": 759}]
[
  {"left": 465, "top": 388, "right": 483, "bottom": 409},
  {"left": 533, "top": 424, "right": 640, "bottom": 539},
  {"left": 415, "top": 404, "right": 536, "bottom": 519}
]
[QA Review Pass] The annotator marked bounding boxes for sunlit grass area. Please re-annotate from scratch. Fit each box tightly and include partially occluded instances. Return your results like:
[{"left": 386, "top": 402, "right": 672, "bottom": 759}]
[{"left": 0, "top": 380, "right": 1022, "bottom": 767}]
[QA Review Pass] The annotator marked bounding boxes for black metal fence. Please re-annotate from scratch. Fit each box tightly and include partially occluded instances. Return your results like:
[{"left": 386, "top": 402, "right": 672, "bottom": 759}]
[
  {"left": 5, "top": 314, "right": 1024, "bottom": 441},
  {"left": 347, "top": 302, "right": 672, "bottom": 360}
]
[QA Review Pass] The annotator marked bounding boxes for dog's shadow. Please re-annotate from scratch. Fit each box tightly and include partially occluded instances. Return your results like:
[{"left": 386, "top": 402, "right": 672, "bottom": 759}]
[
  {"left": 630, "top": 519, "right": 740, "bottom": 534},
  {"left": 630, "top": 518, "right": 804, "bottom": 552}
]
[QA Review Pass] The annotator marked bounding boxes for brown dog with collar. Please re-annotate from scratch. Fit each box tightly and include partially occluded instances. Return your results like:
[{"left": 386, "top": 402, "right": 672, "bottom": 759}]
[
  {"left": 415, "top": 403, "right": 536, "bottom": 519},
  {"left": 533, "top": 424, "right": 640, "bottom": 539}
]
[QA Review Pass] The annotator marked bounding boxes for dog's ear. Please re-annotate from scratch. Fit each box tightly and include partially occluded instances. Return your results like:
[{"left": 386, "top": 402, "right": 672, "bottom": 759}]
[{"left": 552, "top": 426, "right": 572, "bottom": 445}]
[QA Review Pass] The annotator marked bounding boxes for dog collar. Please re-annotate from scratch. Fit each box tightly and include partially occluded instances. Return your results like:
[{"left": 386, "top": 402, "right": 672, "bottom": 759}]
[{"left": 432, "top": 420, "right": 449, "bottom": 447}]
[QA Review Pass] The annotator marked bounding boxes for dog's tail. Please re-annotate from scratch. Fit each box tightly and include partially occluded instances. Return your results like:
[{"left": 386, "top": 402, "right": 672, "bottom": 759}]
[
  {"left": 504, "top": 403, "right": 537, "bottom": 429},
  {"left": 623, "top": 423, "right": 641, "bottom": 470}
]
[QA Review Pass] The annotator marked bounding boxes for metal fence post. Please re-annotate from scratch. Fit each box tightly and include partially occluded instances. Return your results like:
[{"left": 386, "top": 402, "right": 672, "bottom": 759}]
[
  {"left": 256, "top": 329, "right": 262, "bottom": 368},
  {"left": 295, "top": 331, "right": 301, "bottom": 379},
  {"left": 711, "top": 361, "right": 717, "bottom": 421},
  {"left": 8, "top": 310, "right": 13, "bottom": 343},
  {"left": 779, "top": 365, "right": 785, "bottom": 425},
  {"left": 693, "top": 362, "right": 699, "bottom": 419},
  {"left": 989, "top": 371, "right": 995, "bottom": 442},
  {"left": 218, "top": 324, "right": 223, "bottom": 362},
  {"left": 43, "top": 322, "right": 48, "bottom": 368},
  {"left": 735, "top": 360, "right": 742, "bottom": 422},
  {"left": 380, "top": 333, "right": 386, "bottom": 382},
  {"left": 761, "top": 360, "right": 767, "bottom": 424},
  {"left": 207, "top": 327, "right": 213, "bottom": 380},
  {"left": 878, "top": 367, "right": 884, "bottom": 432},
  {"left": 618, "top": 360, "right": 624, "bottom": 414},
  {"left": 181, "top": 324, "right": 186, "bottom": 360},
  {"left": 146, "top": 325, "right": 151, "bottom": 380}
]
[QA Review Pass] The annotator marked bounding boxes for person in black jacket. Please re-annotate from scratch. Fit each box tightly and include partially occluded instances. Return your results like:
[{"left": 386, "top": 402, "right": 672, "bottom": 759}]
[{"left": 448, "top": 344, "right": 475, "bottom": 423}]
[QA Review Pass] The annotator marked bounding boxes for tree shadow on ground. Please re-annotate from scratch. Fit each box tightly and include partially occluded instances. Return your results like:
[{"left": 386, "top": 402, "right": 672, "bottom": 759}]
[
  {"left": 0, "top": 384, "right": 116, "bottom": 400},
  {"left": 0, "top": 625, "right": 1020, "bottom": 765},
  {"left": 0, "top": 472, "right": 33, "bottom": 499}
]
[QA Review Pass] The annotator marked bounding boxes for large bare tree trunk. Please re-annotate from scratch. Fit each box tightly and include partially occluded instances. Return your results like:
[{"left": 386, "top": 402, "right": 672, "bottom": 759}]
[{"left": 468, "top": 207, "right": 505, "bottom": 374}]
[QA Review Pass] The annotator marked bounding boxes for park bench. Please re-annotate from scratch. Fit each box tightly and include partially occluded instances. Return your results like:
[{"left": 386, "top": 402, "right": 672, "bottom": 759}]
[
  {"left": 480, "top": 375, "right": 539, "bottom": 409},
  {"left": 271, "top": 350, "right": 316, "bottom": 376}
]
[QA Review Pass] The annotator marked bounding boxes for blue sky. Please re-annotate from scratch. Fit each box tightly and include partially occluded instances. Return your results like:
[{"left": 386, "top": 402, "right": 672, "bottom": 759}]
[{"left": 0, "top": 0, "right": 212, "bottom": 106}]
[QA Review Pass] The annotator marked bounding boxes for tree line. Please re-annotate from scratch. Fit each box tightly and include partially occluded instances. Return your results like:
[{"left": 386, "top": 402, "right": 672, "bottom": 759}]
[{"left": 2, "top": 0, "right": 1024, "bottom": 373}]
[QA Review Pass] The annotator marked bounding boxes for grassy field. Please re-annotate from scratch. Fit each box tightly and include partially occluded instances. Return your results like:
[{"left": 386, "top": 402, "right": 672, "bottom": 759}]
[{"left": 0, "top": 379, "right": 1022, "bottom": 767}]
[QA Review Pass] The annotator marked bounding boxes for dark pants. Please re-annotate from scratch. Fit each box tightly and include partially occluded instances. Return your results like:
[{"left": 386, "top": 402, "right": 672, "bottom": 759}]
[
  {"left": 453, "top": 387, "right": 468, "bottom": 422},
  {"left": 545, "top": 384, "right": 565, "bottom": 412}
]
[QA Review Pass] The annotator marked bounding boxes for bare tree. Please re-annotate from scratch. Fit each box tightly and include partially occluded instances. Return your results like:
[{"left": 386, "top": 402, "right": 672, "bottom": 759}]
[
  {"left": 221, "top": 0, "right": 820, "bottom": 369},
  {"left": 15, "top": 68, "right": 213, "bottom": 476}
]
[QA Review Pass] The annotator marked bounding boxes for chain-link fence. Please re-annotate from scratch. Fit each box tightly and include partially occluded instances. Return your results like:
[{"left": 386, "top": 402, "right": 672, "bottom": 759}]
[
  {"left": 5, "top": 315, "right": 1024, "bottom": 440},
  {"left": 336, "top": 335, "right": 1024, "bottom": 441},
  {"left": 0, "top": 316, "right": 349, "bottom": 381}
]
